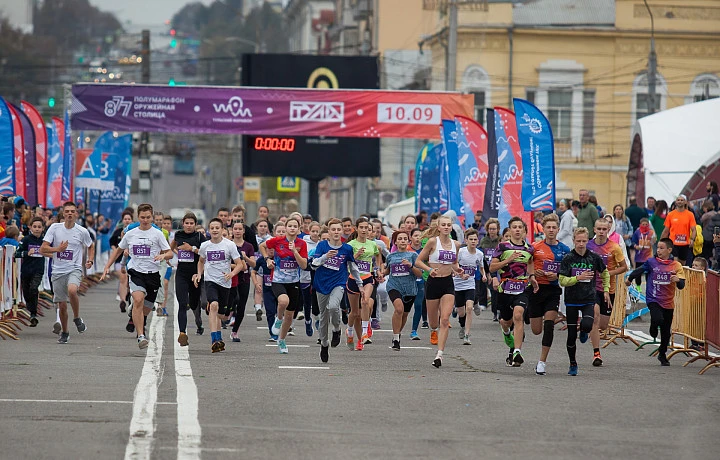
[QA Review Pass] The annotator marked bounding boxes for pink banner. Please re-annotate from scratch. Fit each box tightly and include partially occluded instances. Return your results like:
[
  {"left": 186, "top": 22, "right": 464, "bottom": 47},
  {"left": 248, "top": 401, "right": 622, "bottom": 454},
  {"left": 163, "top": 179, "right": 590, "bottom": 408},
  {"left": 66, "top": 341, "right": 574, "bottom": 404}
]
[
  {"left": 21, "top": 101, "right": 47, "bottom": 207},
  {"left": 495, "top": 107, "right": 526, "bottom": 226},
  {"left": 7, "top": 105, "right": 25, "bottom": 198},
  {"left": 454, "top": 115, "right": 488, "bottom": 225}
]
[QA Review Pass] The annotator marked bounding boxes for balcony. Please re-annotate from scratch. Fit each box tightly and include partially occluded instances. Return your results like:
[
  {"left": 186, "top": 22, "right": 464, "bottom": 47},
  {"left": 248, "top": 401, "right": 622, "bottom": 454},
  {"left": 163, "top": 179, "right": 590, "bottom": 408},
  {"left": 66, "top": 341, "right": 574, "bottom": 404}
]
[
  {"left": 554, "top": 139, "right": 595, "bottom": 163},
  {"left": 353, "top": 0, "right": 372, "bottom": 20}
]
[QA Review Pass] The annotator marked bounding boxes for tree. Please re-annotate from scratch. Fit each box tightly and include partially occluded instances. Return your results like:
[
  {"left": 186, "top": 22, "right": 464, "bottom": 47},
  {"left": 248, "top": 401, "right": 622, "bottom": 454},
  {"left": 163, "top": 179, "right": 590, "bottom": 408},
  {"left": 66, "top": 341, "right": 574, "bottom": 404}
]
[{"left": 33, "top": 0, "right": 123, "bottom": 52}]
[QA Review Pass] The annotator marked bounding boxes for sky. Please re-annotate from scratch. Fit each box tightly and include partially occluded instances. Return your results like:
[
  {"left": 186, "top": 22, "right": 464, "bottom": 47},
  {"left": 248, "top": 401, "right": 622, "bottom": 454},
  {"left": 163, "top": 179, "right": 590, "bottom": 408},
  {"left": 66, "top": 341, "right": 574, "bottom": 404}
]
[{"left": 88, "top": 0, "right": 215, "bottom": 27}]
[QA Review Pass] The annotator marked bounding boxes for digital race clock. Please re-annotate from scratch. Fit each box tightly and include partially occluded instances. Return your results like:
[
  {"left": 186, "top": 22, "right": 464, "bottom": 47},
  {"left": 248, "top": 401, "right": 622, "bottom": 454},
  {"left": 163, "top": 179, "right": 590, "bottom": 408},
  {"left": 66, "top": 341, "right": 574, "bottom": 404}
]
[{"left": 252, "top": 137, "right": 296, "bottom": 152}]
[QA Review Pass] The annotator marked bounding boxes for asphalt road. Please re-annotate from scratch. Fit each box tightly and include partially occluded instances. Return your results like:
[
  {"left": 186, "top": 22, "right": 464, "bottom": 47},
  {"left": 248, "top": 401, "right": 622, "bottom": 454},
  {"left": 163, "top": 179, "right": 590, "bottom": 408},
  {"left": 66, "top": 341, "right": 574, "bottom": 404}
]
[{"left": 1, "top": 280, "right": 718, "bottom": 460}]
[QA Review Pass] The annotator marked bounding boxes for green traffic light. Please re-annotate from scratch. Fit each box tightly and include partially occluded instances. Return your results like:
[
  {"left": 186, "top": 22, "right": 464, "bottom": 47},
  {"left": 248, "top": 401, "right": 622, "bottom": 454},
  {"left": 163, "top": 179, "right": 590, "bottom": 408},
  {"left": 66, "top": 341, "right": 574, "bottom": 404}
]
[
  {"left": 169, "top": 79, "right": 176, "bottom": 86},
  {"left": 170, "top": 39, "right": 177, "bottom": 48},
  {"left": 48, "top": 97, "right": 56, "bottom": 108}
]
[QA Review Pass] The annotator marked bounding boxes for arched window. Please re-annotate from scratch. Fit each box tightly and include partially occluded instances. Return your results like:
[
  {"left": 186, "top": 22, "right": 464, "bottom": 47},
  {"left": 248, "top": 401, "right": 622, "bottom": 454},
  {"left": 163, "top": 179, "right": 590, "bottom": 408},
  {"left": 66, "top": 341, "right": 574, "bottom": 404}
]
[
  {"left": 632, "top": 71, "right": 667, "bottom": 124},
  {"left": 461, "top": 65, "right": 491, "bottom": 126},
  {"left": 689, "top": 74, "right": 720, "bottom": 103}
]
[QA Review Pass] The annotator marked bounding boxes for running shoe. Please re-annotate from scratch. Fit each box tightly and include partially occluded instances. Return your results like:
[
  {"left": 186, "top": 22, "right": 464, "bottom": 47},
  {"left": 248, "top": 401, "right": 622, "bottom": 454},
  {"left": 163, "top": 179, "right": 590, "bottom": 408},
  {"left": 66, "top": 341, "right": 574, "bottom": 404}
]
[
  {"left": 568, "top": 364, "right": 578, "bottom": 376},
  {"left": 116, "top": 294, "right": 121, "bottom": 301},
  {"left": 592, "top": 351, "right": 603, "bottom": 367},
  {"left": 451, "top": 308, "right": 457, "bottom": 318},
  {"left": 126, "top": 319, "right": 135, "bottom": 333},
  {"left": 196, "top": 326, "right": 204, "bottom": 335},
  {"left": 458, "top": 328, "right": 465, "bottom": 339},
  {"left": 221, "top": 320, "right": 228, "bottom": 329},
  {"left": 463, "top": 334, "right": 471, "bottom": 345},
  {"left": 138, "top": 335, "right": 149, "bottom": 349},
  {"left": 367, "top": 323, "right": 373, "bottom": 338},
  {"left": 268, "top": 334, "right": 278, "bottom": 342},
  {"left": 119, "top": 300, "right": 127, "bottom": 312},
  {"left": 278, "top": 339, "right": 289, "bottom": 354},
  {"left": 228, "top": 317, "right": 235, "bottom": 327},
  {"left": 579, "top": 330, "right": 589, "bottom": 344},
  {"left": 505, "top": 350, "right": 514, "bottom": 367},
  {"left": 177, "top": 332, "right": 189, "bottom": 347},
  {"left": 410, "top": 331, "right": 420, "bottom": 341},
  {"left": 53, "top": 321, "right": 62, "bottom": 335},
  {"left": 658, "top": 353, "right": 670, "bottom": 366},
  {"left": 492, "top": 316, "right": 499, "bottom": 322},
  {"left": 361, "top": 333, "right": 372, "bottom": 345},
  {"left": 391, "top": 340, "right": 401, "bottom": 351},
  {"left": 347, "top": 335, "right": 354, "bottom": 350},
  {"left": 371, "top": 318, "right": 381, "bottom": 330},
  {"left": 432, "top": 355, "right": 442, "bottom": 368},
  {"left": 355, "top": 340, "right": 364, "bottom": 351},
  {"left": 271, "top": 318, "right": 282, "bottom": 336},
  {"left": 57, "top": 332, "right": 69, "bottom": 344},
  {"left": 331, "top": 330, "right": 341, "bottom": 348},
  {"left": 421, "top": 321, "right": 429, "bottom": 329},
  {"left": 502, "top": 329, "right": 514, "bottom": 349},
  {"left": 473, "top": 304, "right": 483, "bottom": 316},
  {"left": 536, "top": 361, "right": 546, "bottom": 375},
  {"left": 29, "top": 316, "right": 38, "bottom": 327},
  {"left": 317, "top": 338, "right": 321, "bottom": 345},
  {"left": 320, "top": 345, "right": 329, "bottom": 363},
  {"left": 297, "top": 311, "right": 305, "bottom": 320},
  {"left": 74, "top": 317, "right": 87, "bottom": 333},
  {"left": 218, "top": 340, "right": 225, "bottom": 351},
  {"left": 287, "top": 327, "right": 295, "bottom": 336},
  {"left": 211, "top": 341, "right": 221, "bottom": 353},
  {"left": 256, "top": 308, "right": 263, "bottom": 321},
  {"left": 381, "top": 303, "right": 388, "bottom": 312},
  {"left": 305, "top": 320, "right": 313, "bottom": 337},
  {"left": 512, "top": 350, "right": 524, "bottom": 366},
  {"left": 231, "top": 332, "right": 241, "bottom": 343},
  {"left": 315, "top": 319, "right": 320, "bottom": 331},
  {"left": 430, "top": 330, "right": 438, "bottom": 345}
]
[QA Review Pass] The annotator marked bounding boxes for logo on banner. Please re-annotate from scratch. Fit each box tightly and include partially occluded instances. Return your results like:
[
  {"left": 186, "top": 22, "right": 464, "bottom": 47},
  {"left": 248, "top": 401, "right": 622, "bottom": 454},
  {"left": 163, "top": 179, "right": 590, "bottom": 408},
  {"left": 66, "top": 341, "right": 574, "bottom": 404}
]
[
  {"left": 213, "top": 96, "right": 252, "bottom": 119},
  {"left": 518, "top": 113, "right": 542, "bottom": 134},
  {"left": 290, "top": 101, "right": 344, "bottom": 123},
  {"left": 104, "top": 96, "right": 132, "bottom": 117},
  {"left": 307, "top": 68, "right": 339, "bottom": 89}
]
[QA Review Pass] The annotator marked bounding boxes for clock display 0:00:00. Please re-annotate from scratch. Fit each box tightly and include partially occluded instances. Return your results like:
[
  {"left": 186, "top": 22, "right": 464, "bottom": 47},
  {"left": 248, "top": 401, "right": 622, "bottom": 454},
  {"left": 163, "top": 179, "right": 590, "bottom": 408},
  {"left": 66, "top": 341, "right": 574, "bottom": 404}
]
[{"left": 253, "top": 137, "right": 296, "bottom": 152}]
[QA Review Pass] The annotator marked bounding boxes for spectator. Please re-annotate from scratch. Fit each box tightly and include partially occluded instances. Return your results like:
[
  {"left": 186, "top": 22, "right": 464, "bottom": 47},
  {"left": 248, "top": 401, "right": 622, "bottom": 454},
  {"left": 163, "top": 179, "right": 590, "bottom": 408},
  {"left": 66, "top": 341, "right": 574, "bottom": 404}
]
[
  {"left": 625, "top": 196, "right": 648, "bottom": 231},
  {"left": 557, "top": 199, "right": 569, "bottom": 218},
  {"left": 646, "top": 196, "right": 656, "bottom": 218},
  {"left": 661, "top": 195, "right": 697, "bottom": 266},
  {"left": 613, "top": 204, "right": 634, "bottom": 264},
  {"left": 707, "top": 181, "right": 720, "bottom": 210},
  {"left": 650, "top": 199, "right": 668, "bottom": 243},
  {"left": 714, "top": 233, "right": 720, "bottom": 270},
  {"left": 0, "top": 224, "right": 21, "bottom": 247},
  {"left": 558, "top": 200, "right": 579, "bottom": 249},
  {"left": 700, "top": 200, "right": 720, "bottom": 261},
  {"left": 577, "top": 189, "right": 599, "bottom": 238},
  {"left": 632, "top": 218, "right": 656, "bottom": 268}
]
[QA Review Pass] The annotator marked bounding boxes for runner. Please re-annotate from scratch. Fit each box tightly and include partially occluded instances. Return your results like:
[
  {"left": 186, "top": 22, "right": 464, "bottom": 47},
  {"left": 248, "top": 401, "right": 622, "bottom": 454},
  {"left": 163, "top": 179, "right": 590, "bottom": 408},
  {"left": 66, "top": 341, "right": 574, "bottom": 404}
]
[
  {"left": 230, "top": 220, "right": 256, "bottom": 343},
  {"left": 416, "top": 215, "right": 464, "bottom": 368},
  {"left": 156, "top": 214, "right": 174, "bottom": 317},
  {"left": 259, "top": 217, "right": 308, "bottom": 354},
  {"left": 660, "top": 195, "right": 697, "bottom": 265},
  {"left": 17, "top": 217, "right": 46, "bottom": 327},
  {"left": 252, "top": 218, "right": 272, "bottom": 320},
  {"left": 587, "top": 218, "right": 627, "bottom": 364},
  {"left": 559, "top": 227, "right": 609, "bottom": 375},
  {"left": 109, "top": 211, "right": 133, "bottom": 312},
  {"left": 409, "top": 228, "right": 427, "bottom": 341},
  {"left": 300, "top": 221, "right": 322, "bottom": 335},
  {"left": 626, "top": 238, "right": 685, "bottom": 366},
  {"left": 529, "top": 214, "right": 571, "bottom": 375},
  {"left": 170, "top": 212, "right": 206, "bottom": 346},
  {"left": 341, "top": 217, "right": 354, "bottom": 242},
  {"left": 453, "top": 228, "right": 486, "bottom": 345},
  {"left": 345, "top": 217, "right": 383, "bottom": 350},
  {"left": 384, "top": 230, "right": 421, "bottom": 350},
  {"left": 40, "top": 202, "right": 94, "bottom": 344},
  {"left": 479, "top": 218, "right": 501, "bottom": 321},
  {"left": 311, "top": 218, "right": 364, "bottom": 362},
  {"left": 102, "top": 204, "right": 172, "bottom": 349},
  {"left": 489, "top": 217, "right": 539, "bottom": 367},
  {"left": 192, "top": 218, "right": 244, "bottom": 352},
  {"left": 371, "top": 222, "right": 390, "bottom": 329}
]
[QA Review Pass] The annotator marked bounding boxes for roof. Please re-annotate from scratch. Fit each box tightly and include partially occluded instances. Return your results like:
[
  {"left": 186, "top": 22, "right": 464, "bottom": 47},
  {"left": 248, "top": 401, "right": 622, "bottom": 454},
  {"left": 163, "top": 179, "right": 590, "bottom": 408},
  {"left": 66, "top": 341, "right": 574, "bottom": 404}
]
[
  {"left": 513, "top": 0, "right": 615, "bottom": 27},
  {"left": 632, "top": 98, "right": 720, "bottom": 202}
]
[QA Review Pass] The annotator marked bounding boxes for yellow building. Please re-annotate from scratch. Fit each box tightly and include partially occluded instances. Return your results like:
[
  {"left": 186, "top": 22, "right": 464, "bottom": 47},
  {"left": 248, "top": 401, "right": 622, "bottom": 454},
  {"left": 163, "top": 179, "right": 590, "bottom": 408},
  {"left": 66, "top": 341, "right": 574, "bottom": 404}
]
[{"left": 409, "top": 0, "right": 720, "bottom": 208}]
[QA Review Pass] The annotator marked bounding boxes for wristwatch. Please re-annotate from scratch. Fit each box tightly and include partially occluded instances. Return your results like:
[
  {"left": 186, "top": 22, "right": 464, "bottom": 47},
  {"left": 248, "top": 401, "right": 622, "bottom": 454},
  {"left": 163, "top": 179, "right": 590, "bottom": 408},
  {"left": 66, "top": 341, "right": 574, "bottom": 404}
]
[{"left": 192, "top": 246, "right": 198, "bottom": 254}]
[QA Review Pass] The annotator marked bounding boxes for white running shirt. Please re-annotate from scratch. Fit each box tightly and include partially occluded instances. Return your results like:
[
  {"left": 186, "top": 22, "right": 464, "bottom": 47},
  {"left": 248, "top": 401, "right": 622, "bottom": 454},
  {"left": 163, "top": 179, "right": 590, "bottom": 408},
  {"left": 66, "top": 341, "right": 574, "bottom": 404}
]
[
  {"left": 119, "top": 226, "right": 171, "bottom": 273},
  {"left": 199, "top": 238, "right": 240, "bottom": 288},
  {"left": 43, "top": 223, "right": 93, "bottom": 275}
]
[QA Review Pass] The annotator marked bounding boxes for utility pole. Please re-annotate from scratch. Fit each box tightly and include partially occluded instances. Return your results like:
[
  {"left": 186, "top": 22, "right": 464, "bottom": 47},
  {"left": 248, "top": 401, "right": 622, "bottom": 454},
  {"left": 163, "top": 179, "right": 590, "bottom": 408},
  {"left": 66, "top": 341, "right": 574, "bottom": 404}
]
[
  {"left": 138, "top": 30, "right": 152, "bottom": 204},
  {"left": 644, "top": 0, "right": 658, "bottom": 115},
  {"left": 447, "top": 0, "right": 458, "bottom": 91}
]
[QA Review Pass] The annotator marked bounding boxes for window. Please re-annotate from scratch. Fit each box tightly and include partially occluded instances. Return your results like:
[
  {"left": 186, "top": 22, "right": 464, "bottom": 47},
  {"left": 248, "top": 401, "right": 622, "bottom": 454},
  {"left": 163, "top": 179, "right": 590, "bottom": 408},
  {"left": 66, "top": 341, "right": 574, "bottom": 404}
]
[
  {"left": 636, "top": 93, "right": 652, "bottom": 120},
  {"left": 632, "top": 71, "right": 667, "bottom": 124},
  {"left": 471, "top": 91, "right": 486, "bottom": 126},
  {"left": 582, "top": 90, "right": 595, "bottom": 140},
  {"left": 547, "top": 89, "right": 572, "bottom": 140},
  {"left": 691, "top": 76, "right": 720, "bottom": 102},
  {"left": 525, "top": 89, "right": 536, "bottom": 105}
]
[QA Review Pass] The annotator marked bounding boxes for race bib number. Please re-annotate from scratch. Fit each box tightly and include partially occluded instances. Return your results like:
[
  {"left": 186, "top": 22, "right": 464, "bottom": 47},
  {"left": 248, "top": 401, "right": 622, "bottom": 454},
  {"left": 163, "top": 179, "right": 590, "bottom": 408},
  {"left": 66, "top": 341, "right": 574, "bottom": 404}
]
[
  {"left": 28, "top": 245, "right": 43, "bottom": 257},
  {"left": 542, "top": 260, "right": 560, "bottom": 274},
  {"left": 132, "top": 245, "right": 151, "bottom": 258},
  {"left": 571, "top": 268, "right": 592, "bottom": 282},
  {"left": 280, "top": 259, "right": 298, "bottom": 271},
  {"left": 461, "top": 265, "right": 476, "bottom": 277},
  {"left": 57, "top": 250, "right": 74, "bottom": 261},
  {"left": 438, "top": 250, "right": 456, "bottom": 263},
  {"left": 391, "top": 263, "right": 410, "bottom": 276},
  {"left": 207, "top": 251, "right": 226, "bottom": 262},
  {"left": 502, "top": 279, "right": 527, "bottom": 294},
  {"left": 323, "top": 256, "right": 343, "bottom": 271},
  {"left": 356, "top": 260, "right": 371, "bottom": 273},
  {"left": 177, "top": 250, "right": 194, "bottom": 262},
  {"left": 263, "top": 274, "right": 272, "bottom": 286},
  {"left": 674, "top": 234, "right": 687, "bottom": 244},
  {"left": 651, "top": 271, "right": 672, "bottom": 285}
]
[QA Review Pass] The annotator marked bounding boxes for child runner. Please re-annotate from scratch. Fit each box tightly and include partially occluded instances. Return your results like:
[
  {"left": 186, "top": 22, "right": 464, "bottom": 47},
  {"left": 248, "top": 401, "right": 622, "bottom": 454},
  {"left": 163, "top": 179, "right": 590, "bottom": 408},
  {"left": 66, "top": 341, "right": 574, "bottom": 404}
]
[
  {"left": 230, "top": 220, "right": 256, "bottom": 343},
  {"left": 409, "top": 228, "right": 427, "bottom": 341},
  {"left": 453, "top": 228, "right": 486, "bottom": 345},
  {"left": 171, "top": 212, "right": 206, "bottom": 346},
  {"left": 384, "top": 230, "right": 421, "bottom": 350},
  {"left": 17, "top": 217, "right": 46, "bottom": 327}
]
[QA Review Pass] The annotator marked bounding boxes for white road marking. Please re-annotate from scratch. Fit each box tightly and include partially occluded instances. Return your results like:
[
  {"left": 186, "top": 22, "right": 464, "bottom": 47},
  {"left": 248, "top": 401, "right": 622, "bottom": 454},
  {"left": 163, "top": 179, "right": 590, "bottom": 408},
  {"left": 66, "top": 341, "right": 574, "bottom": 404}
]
[
  {"left": 0, "top": 398, "right": 176, "bottom": 405},
  {"left": 264, "top": 344, "right": 310, "bottom": 347},
  {"left": 278, "top": 366, "right": 330, "bottom": 369},
  {"left": 124, "top": 312, "right": 165, "bottom": 460},
  {"left": 174, "top": 296, "right": 202, "bottom": 460},
  {"left": 397, "top": 346, "right": 433, "bottom": 350}
]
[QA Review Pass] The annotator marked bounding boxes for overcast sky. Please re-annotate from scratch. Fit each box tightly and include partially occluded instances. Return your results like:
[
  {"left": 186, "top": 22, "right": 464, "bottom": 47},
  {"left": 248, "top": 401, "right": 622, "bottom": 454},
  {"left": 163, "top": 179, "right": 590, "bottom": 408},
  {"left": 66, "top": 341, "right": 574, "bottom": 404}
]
[{"left": 88, "top": 0, "right": 215, "bottom": 27}]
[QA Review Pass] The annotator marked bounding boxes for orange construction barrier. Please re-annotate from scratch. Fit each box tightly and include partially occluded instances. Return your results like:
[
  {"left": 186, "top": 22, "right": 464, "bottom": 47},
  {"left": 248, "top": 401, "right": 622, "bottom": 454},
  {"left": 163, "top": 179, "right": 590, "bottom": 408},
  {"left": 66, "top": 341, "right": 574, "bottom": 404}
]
[{"left": 685, "top": 270, "right": 720, "bottom": 374}]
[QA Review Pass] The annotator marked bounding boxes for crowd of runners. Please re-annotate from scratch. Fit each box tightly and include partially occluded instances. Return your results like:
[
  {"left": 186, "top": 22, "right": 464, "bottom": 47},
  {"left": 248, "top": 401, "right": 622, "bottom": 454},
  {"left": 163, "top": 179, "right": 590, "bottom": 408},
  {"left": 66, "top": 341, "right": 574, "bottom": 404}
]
[{"left": 3, "top": 184, "right": 720, "bottom": 375}]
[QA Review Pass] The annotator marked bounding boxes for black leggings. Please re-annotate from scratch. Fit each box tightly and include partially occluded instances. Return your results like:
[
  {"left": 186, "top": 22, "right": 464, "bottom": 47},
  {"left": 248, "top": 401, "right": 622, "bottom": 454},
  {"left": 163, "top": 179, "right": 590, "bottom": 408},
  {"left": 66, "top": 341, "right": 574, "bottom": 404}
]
[
  {"left": 231, "top": 281, "right": 251, "bottom": 333},
  {"left": 21, "top": 273, "right": 42, "bottom": 316},
  {"left": 565, "top": 304, "right": 594, "bottom": 363},
  {"left": 176, "top": 272, "right": 202, "bottom": 333},
  {"left": 648, "top": 302, "right": 674, "bottom": 355}
]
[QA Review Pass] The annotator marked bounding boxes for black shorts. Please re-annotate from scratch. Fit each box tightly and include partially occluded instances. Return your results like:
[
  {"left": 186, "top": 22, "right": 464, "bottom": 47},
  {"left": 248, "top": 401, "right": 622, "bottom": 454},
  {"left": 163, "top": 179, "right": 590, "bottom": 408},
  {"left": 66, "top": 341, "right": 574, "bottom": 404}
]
[
  {"left": 205, "top": 281, "right": 230, "bottom": 314},
  {"left": 425, "top": 276, "right": 455, "bottom": 300},
  {"left": 528, "top": 284, "right": 562, "bottom": 319},
  {"left": 128, "top": 269, "right": 161, "bottom": 304},
  {"left": 595, "top": 291, "right": 616, "bottom": 316},
  {"left": 271, "top": 282, "right": 302, "bottom": 311},
  {"left": 454, "top": 289, "right": 475, "bottom": 308},
  {"left": 388, "top": 289, "right": 415, "bottom": 313},
  {"left": 346, "top": 276, "right": 374, "bottom": 294},
  {"left": 497, "top": 290, "right": 530, "bottom": 322},
  {"left": 672, "top": 244, "right": 690, "bottom": 261}
]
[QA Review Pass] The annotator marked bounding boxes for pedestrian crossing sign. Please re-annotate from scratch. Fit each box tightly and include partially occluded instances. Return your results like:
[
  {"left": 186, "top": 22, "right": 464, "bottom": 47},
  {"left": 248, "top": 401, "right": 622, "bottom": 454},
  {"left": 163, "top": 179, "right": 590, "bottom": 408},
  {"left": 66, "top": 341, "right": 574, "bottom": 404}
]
[{"left": 277, "top": 176, "right": 300, "bottom": 192}]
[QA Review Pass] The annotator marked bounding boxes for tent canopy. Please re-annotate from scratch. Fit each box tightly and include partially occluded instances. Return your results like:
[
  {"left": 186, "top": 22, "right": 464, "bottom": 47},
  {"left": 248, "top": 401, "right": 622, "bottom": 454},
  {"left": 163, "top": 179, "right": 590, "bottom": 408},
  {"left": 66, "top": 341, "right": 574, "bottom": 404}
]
[{"left": 628, "top": 98, "right": 720, "bottom": 203}]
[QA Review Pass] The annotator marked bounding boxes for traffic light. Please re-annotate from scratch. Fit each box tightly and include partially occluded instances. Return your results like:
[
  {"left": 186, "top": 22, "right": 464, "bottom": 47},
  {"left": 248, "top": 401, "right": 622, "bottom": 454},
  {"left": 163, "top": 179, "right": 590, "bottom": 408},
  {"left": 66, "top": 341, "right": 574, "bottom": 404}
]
[
  {"left": 78, "top": 56, "right": 84, "bottom": 64},
  {"left": 170, "top": 29, "right": 176, "bottom": 36},
  {"left": 168, "top": 79, "right": 176, "bottom": 86},
  {"left": 48, "top": 97, "right": 56, "bottom": 108},
  {"left": 170, "top": 39, "right": 177, "bottom": 48}
]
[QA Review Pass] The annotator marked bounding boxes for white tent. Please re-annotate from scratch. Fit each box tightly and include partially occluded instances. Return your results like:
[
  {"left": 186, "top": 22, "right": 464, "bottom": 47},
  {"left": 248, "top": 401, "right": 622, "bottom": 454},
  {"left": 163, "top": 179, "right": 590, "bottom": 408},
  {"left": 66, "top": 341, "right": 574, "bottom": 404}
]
[{"left": 629, "top": 98, "right": 720, "bottom": 202}]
